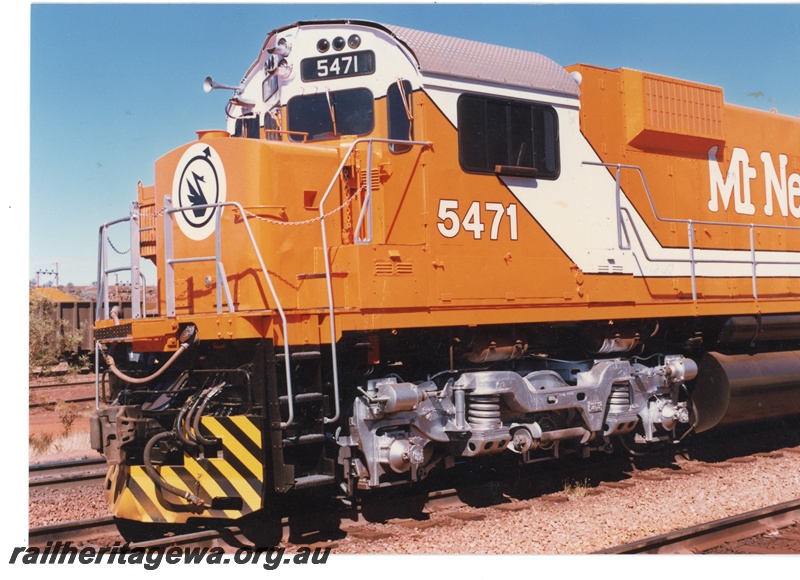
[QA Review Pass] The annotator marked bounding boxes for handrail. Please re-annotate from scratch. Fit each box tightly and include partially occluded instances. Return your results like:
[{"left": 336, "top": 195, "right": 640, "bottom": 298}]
[
  {"left": 95, "top": 202, "right": 145, "bottom": 322},
  {"left": 96, "top": 138, "right": 432, "bottom": 429},
  {"left": 317, "top": 137, "right": 431, "bottom": 424},
  {"left": 163, "top": 196, "right": 296, "bottom": 428},
  {"left": 586, "top": 161, "right": 800, "bottom": 233},
  {"left": 95, "top": 203, "right": 146, "bottom": 412},
  {"left": 163, "top": 198, "right": 235, "bottom": 317},
  {"left": 586, "top": 161, "right": 800, "bottom": 301}
]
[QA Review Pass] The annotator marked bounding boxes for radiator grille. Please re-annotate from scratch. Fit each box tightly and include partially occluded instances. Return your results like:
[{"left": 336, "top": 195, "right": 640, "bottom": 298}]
[{"left": 642, "top": 74, "right": 724, "bottom": 140}]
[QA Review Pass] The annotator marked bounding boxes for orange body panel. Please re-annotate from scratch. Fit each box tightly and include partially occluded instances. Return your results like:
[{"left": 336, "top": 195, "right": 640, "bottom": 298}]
[{"left": 129, "top": 76, "right": 800, "bottom": 349}]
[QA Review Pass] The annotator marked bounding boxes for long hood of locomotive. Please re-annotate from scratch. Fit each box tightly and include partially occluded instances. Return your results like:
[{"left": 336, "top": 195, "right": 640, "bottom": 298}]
[{"left": 559, "top": 65, "right": 800, "bottom": 281}]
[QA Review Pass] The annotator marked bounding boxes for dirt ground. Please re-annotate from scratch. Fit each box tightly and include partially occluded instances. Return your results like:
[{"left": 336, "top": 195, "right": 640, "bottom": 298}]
[
  {"left": 29, "top": 374, "right": 99, "bottom": 462},
  {"left": 29, "top": 402, "right": 93, "bottom": 438}
]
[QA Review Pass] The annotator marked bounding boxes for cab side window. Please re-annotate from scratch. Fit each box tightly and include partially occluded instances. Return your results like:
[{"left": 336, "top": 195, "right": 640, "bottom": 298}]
[
  {"left": 458, "top": 94, "right": 559, "bottom": 179},
  {"left": 387, "top": 80, "right": 414, "bottom": 153}
]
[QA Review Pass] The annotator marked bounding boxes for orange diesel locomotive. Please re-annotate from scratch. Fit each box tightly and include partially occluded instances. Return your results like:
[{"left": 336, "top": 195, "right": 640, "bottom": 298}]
[{"left": 91, "top": 20, "right": 800, "bottom": 538}]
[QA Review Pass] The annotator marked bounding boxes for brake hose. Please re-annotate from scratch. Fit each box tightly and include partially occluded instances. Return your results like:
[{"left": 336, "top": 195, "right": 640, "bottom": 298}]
[
  {"left": 174, "top": 397, "right": 200, "bottom": 448},
  {"left": 191, "top": 385, "right": 224, "bottom": 447},
  {"left": 143, "top": 431, "right": 207, "bottom": 507},
  {"left": 104, "top": 325, "right": 198, "bottom": 385}
]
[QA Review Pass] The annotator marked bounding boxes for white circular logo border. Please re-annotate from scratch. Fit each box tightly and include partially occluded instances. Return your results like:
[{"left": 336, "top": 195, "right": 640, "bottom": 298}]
[{"left": 172, "top": 143, "right": 227, "bottom": 241}]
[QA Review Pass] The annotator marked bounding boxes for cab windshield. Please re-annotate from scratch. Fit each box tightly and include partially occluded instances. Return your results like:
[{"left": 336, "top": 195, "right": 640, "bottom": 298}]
[{"left": 287, "top": 88, "right": 374, "bottom": 141}]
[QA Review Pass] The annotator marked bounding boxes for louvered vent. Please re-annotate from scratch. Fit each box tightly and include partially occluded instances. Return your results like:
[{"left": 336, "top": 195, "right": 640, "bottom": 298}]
[
  {"left": 374, "top": 261, "right": 414, "bottom": 276},
  {"left": 360, "top": 169, "right": 381, "bottom": 191},
  {"left": 139, "top": 202, "right": 157, "bottom": 258},
  {"left": 621, "top": 68, "right": 725, "bottom": 152},
  {"left": 375, "top": 261, "right": 394, "bottom": 276},
  {"left": 395, "top": 263, "right": 413, "bottom": 276}
]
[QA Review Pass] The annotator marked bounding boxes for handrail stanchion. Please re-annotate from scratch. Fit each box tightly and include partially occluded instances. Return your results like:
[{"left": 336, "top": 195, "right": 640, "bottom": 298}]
[
  {"left": 95, "top": 226, "right": 106, "bottom": 323},
  {"left": 130, "top": 201, "right": 142, "bottom": 319},
  {"left": 751, "top": 224, "right": 758, "bottom": 300},
  {"left": 102, "top": 226, "right": 110, "bottom": 320},
  {"left": 163, "top": 196, "right": 176, "bottom": 318},
  {"left": 317, "top": 137, "right": 431, "bottom": 425},
  {"left": 614, "top": 164, "right": 630, "bottom": 250},
  {"left": 215, "top": 207, "right": 224, "bottom": 315},
  {"left": 688, "top": 221, "right": 697, "bottom": 301}
]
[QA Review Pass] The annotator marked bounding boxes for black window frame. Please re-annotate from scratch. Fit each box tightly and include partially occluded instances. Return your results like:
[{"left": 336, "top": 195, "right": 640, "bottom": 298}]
[
  {"left": 457, "top": 94, "right": 560, "bottom": 180},
  {"left": 234, "top": 115, "right": 261, "bottom": 139},
  {"left": 387, "top": 80, "right": 414, "bottom": 154},
  {"left": 286, "top": 87, "right": 375, "bottom": 142}
]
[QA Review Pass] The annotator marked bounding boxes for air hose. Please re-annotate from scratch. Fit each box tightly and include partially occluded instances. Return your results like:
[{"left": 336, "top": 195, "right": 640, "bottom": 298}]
[
  {"left": 143, "top": 430, "right": 207, "bottom": 507},
  {"left": 190, "top": 385, "right": 224, "bottom": 447},
  {"left": 174, "top": 397, "right": 201, "bottom": 448},
  {"left": 104, "top": 325, "right": 198, "bottom": 385},
  {"left": 175, "top": 385, "right": 223, "bottom": 447}
]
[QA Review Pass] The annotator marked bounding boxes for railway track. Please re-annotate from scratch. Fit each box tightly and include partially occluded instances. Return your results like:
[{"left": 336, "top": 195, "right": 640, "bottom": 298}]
[
  {"left": 27, "top": 422, "right": 800, "bottom": 552},
  {"left": 27, "top": 476, "right": 463, "bottom": 549},
  {"left": 29, "top": 396, "right": 96, "bottom": 409},
  {"left": 28, "top": 458, "right": 114, "bottom": 546},
  {"left": 29, "top": 516, "right": 118, "bottom": 546},
  {"left": 32, "top": 478, "right": 800, "bottom": 554},
  {"left": 29, "top": 377, "right": 98, "bottom": 408},
  {"left": 596, "top": 497, "right": 800, "bottom": 554},
  {"left": 29, "top": 379, "right": 95, "bottom": 390},
  {"left": 29, "top": 458, "right": 107, "bottom": 491},
  {"left": 28, "top": 397, "right": 95, "bottom": 409}
]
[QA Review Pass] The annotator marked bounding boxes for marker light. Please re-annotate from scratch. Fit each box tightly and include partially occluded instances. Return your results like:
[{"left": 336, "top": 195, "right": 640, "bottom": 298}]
[
  {"left": 348, "top": 34, "right": 361, "bottom": 49},
  {"left": 332, "top": 36, "right": 346, "bottom": 51},
  {"left": 317, "top": 38, "right": 330, "bottom": 53},
  {"left": 272, "top": 37, "right": 291, "bottom": 57},
  {"left": 275, "top": 58, "right": 293, "bottom": 80}
]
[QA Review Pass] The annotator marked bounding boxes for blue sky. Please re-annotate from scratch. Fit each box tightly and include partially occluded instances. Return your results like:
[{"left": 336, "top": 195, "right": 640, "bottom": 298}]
[{"left": 24, "top": 2, "right": 800, "bottom": 287}]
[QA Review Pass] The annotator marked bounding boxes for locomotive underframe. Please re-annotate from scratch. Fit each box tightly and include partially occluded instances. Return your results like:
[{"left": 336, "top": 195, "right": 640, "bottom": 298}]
[{"left": 91, "top": 310, "right": 800, "bottom": 532}]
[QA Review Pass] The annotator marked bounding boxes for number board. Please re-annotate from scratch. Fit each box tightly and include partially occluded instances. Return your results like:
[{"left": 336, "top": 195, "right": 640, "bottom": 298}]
[{"left": 300, "top": 50, "right": 376, "bottom": 82}]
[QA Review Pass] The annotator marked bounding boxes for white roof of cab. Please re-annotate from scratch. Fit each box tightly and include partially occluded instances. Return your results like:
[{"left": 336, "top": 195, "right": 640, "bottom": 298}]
[
  {"left": 263, "top": 20, "right": 580, "bottom": 98},
  {"left": 384, "top": 24, "right": 580, "bottom": 97}
]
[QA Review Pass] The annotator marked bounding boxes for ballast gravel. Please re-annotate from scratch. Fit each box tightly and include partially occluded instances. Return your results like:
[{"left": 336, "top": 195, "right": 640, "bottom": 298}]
[
  {"left": 331, "top": 451, "right": 800, "bottom": 554},
  {"left": 29, "top": 448, "right": 800, "bottom": 554}
]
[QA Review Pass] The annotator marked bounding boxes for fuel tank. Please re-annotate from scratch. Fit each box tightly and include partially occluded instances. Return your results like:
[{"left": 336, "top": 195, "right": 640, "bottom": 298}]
[{"left": 691, "top": 350, "right": 800, "bottom": 433}]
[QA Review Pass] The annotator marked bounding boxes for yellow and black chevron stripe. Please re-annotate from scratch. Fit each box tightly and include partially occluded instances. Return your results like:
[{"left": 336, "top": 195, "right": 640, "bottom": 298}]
[{"left": 111, "top": 416, "right": 265, "bottom": 524}]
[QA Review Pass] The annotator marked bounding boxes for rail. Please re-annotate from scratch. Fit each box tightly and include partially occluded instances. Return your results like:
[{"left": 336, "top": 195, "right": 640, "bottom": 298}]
[
  {"left": 317, "top": 137, "right": 431, "bottom": 424},
  {"left": 595, "top": 497, "right": 800, "bottom": 554},
  {"left": 586, "top": 161, "right": 800, "bottom": 301}
]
